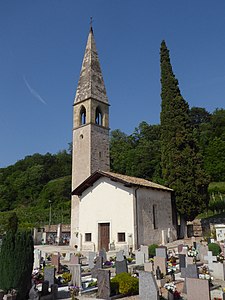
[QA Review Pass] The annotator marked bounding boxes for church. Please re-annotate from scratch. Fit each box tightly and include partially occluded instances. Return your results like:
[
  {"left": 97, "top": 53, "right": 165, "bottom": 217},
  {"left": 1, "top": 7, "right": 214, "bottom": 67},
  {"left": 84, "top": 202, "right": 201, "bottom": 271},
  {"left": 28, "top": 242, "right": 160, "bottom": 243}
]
[{"left": 70, "top": 26, "right": 177, "bottom": 252}]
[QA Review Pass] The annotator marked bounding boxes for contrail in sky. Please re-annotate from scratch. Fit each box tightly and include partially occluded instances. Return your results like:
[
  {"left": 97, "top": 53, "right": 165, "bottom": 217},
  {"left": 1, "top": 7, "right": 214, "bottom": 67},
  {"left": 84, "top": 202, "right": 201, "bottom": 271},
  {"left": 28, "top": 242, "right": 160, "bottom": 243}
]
[{"left": 23, "top": 76, "right": 47, "bottom": 105}]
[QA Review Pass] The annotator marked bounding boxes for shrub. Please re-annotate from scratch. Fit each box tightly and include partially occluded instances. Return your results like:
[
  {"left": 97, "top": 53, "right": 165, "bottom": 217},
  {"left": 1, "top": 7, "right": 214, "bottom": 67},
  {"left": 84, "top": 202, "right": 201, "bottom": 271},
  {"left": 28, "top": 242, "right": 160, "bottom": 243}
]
[
  {"left": 208, "top": 243, "right": 221, "bottom": 256},
  {"left": 110, "top": 273, "right": 139, "bottom": 296},
  {"left": 148, "top": 244, "right": 158, "bottom": 258}
]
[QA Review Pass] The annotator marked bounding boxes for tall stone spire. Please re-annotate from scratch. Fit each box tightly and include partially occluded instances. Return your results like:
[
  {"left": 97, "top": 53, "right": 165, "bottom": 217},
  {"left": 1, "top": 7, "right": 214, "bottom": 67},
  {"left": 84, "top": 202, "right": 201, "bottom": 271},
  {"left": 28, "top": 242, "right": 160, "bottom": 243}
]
[{"left": 74, "top": 27, "right": 108, "bottom": 104}]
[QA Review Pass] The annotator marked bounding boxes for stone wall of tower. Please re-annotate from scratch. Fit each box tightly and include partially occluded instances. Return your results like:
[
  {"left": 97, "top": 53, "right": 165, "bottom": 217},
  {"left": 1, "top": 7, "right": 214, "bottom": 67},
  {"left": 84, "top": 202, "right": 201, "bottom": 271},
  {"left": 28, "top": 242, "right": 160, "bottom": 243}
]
[
  {"left": 72, "top": 125, "right": 91, "bottom": 190},
  {"left": 90, "top": 125, "right": 110, "bottom": 174}
]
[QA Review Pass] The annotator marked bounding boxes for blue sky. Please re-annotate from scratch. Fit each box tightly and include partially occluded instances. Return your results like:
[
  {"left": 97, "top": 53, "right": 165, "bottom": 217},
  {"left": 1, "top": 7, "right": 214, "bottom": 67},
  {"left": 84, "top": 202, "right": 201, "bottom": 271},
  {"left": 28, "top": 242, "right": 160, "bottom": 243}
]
[{"left": 1, "top": 1, "right": 225, "bottom": 168}]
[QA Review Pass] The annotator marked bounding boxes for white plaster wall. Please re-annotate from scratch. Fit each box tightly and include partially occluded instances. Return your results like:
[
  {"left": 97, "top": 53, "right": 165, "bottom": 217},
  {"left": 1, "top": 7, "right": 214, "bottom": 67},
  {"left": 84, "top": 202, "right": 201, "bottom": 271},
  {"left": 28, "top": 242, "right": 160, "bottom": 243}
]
[{"left": 79, "top": 177, "right": 135, "bottom": 251}]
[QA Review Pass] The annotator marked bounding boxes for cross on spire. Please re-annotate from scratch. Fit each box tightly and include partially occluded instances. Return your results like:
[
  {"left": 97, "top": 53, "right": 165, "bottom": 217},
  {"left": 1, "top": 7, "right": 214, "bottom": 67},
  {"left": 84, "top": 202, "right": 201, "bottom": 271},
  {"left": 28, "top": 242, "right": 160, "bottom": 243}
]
[{"left": 90, "top": 16, "right": 93, "bottom": 32}]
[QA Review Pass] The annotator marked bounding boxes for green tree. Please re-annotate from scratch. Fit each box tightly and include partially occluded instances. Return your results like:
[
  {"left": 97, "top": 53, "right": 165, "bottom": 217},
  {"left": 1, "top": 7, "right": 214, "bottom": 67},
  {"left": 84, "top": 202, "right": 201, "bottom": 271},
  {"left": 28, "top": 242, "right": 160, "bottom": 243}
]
[
  {"left": 0, "top": 214, "right": 34, "bottom": 299},
  {"left": 204, "top": 137, "right": 225, "bottom": 181},
  {"left": 160, "top": 40, "right": 209, "bottom": 236}
]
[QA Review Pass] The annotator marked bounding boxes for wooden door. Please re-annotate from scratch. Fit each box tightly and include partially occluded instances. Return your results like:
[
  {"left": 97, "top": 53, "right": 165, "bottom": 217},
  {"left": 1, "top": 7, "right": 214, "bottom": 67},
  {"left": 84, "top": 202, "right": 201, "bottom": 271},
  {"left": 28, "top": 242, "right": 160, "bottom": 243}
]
[{"left": 98, "top": 223, "right": 110, "bottom": 251}]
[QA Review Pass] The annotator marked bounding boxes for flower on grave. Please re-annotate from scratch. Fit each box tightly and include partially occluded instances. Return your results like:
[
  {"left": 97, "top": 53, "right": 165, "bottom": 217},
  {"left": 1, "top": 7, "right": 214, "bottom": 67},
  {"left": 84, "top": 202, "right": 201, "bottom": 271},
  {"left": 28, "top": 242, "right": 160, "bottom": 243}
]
[
  {"left": 164, "top": 283, "right": 181, "bottom": 298},
  {"left": 8, "top": 289, "right": 17, "bottom": 296},
  {"left": 217, "top": 252, "right": 224, "bottom": 263},
  {"left": 164, "top": 282, "right": 176, "bottom": 293},
  {"left": 187, "top": 246, "right": 198, "bottom": 257},
  {"left": 68, "top": 285, "right": 80, "bottom": 297},
  {"left": 104, "top": 260, "right": 113, "bottom": 266}
]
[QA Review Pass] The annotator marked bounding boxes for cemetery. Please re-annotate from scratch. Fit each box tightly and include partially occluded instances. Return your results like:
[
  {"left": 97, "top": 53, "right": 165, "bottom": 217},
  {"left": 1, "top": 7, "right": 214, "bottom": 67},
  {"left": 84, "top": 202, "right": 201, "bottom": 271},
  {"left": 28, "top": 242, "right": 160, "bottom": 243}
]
[{"left": 3, "top": 234, "right": 222, "bottom": 300}]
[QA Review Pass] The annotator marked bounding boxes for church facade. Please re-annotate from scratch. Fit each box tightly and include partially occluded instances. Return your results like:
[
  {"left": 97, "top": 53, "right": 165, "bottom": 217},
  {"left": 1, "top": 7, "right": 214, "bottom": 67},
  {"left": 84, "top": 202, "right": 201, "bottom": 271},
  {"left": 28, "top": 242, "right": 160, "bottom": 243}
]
[{"left": 70, "top": 27, "right": 177, "bottom": 251}]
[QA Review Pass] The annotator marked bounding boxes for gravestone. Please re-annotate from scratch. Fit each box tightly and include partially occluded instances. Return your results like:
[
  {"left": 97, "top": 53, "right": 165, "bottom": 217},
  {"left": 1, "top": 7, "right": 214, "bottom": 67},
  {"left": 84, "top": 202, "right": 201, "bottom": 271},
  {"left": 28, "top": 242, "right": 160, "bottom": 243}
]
[
  {"left": 154, "top": 256, "right": 167, "bottom": 275},
  {"left": 28, "top": 285, "right": 39, "bottom": 300},
  {"left": 115, "top": 259, "right": 128, "bottom": 275},
  {"left": 51, "top": 284, "right": 58, "bottom": 300},
  {"left": 88, "top": 251, "right": 96, "bottom": 269},
  {"left": 204, "top": 251, "right": 217, "bottom": 264},
  {"left": 177, "top": 244, "right": 184, "bottom": 253},
  {"left": 33, "top": 249, "right": 41, "bottom": 269},
  {"left": 155, "top": 247, "right": 167, "bottom": 259},
  {"left": 186, "top": 256, "right": 194, "bottom": 266},
  {"left": 181, "top": 264, "right": 198, "bottom": 278},
  {"left": 41, "top": 281, "right": 49, "bottom": 296},
  {"left": 208, "top": 262, "right": 225, "bottom": 280},
  {"left": 0, "top": 290, "right": 4, "bottom": 300},
  {"left": 91, "top": 256, "right": 103, "bottom": 278},
  {"left": 139, "top": 271, "right": 160, "bottom": 300},
  {"left": 70, "top": 254, "right": 79, "bottom": 264},
  {"left": 99, "top": 249, "right": 107, "bottom": 263},
  {"left": 144, "top": 262, "right": 153, "bottom": 272},
  {"left": 211, "top": 288, "right": 225, "bottom": 300},
  {"left": 181, "top": 264, "right": 198, "bottom": 293},
  {"left": 140, "top": 245, "right": 149, "bottom": 262},
  {"left": 69, "top": 264, "right": 81, "bottom": 287},
  {"left": 135, "top": 251, "right": 145, "bottom": 265},
  {"left": 51, "top": 253, "right": 60, "bottom": 273},
  {"left": 198, "top": 244, "right": 208, "bottom": 262},
  {"left": 179, "top": 254, "right": 186, "bottom": 271},
  {"left": 97, "top": 269, "right": 111, "bottom": 299},
  {"left": 44, "top": 267, "right": 55, "bottom": 287},
  {"left": 186, "top": 277, "right": 210, "bottom": 300},
  {"left": 56, "top": 223, "right": 62, "bottom": 245},
  {"left": 116, "top": 250, "right": 124, "bottom": 262},
  {"left": 64, "top": 252, "right": 72, "bottom": 261}
]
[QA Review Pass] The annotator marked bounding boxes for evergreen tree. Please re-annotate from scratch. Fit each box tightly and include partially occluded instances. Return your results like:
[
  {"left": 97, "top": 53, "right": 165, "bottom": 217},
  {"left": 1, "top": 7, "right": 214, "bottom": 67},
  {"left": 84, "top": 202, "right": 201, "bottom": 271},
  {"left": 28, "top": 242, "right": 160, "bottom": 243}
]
[
  {"left": 0, "top": 213, "right": 34, "bottom": 299},
  {"left": 160, "top": 40, "right": 209, "bottom": 235}
]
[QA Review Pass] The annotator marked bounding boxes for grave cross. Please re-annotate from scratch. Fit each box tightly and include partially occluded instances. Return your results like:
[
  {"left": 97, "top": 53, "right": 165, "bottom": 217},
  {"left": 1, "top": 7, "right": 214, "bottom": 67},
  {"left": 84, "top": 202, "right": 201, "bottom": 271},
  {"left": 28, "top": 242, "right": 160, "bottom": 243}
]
[{"left": 204, "top": 251, "right": 217, "bottom": 264}]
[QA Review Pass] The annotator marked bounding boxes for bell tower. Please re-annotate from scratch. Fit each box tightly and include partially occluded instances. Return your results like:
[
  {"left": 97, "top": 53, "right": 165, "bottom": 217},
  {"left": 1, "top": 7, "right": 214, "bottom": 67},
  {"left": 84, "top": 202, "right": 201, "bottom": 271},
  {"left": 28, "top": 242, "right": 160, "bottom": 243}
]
[{"left": 70, "top": 26, "right": 110, "bottom": 247}]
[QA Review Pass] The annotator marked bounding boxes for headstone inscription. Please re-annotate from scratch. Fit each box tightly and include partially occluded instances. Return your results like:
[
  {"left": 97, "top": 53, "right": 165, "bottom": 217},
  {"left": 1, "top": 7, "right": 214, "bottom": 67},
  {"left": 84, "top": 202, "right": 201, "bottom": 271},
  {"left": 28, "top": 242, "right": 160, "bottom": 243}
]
[
  {"left": 139, "top": 271, "right": 160, "bottom": 300},
  {"left": 97, "top": 269, "right": 111, "bottom": 300}
]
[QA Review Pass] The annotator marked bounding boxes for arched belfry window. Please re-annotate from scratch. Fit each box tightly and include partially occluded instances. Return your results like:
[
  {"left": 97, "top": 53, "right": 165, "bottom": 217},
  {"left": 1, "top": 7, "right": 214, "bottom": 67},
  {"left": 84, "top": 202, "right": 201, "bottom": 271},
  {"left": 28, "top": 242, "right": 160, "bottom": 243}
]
[
  {"left": 95, "top": 107, "right": 103, "bottom": 126},
  {"left": 80, "top": 106, "right": 86, "bottom": 125}
]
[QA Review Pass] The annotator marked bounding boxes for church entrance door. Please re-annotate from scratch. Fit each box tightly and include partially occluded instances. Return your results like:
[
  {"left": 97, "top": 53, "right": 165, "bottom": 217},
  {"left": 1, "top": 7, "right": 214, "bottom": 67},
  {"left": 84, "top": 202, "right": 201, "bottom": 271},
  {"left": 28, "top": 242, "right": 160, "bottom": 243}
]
[{"left": 98, "top": 223, "right": 110, "bottom": 251}]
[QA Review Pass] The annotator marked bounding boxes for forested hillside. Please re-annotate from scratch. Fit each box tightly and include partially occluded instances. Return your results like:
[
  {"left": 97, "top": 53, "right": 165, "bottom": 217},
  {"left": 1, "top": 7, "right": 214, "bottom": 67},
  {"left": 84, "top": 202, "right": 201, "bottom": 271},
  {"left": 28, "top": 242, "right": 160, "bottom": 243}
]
[
  {"left": 0, "top": 107, "right": 225, "bottom": 232},
  {"left": 0, "top": 151, "right": 72, "bottom": 232}
]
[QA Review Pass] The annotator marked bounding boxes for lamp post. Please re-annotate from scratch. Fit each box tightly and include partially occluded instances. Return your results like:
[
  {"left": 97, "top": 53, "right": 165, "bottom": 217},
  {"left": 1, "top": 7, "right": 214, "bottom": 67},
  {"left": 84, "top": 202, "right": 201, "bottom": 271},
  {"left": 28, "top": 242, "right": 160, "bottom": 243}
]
[{"left": 49, "top": 200, "right": 52, "bottom": 229}]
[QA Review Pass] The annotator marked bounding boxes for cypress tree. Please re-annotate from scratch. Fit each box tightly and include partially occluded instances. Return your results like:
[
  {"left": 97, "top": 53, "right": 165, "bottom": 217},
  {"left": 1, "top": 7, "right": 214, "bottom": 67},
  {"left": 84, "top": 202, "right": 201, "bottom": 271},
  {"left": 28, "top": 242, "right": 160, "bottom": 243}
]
[
  {"left": 0, "top": 213, "right": 34, "bottom": 299},
  {"left": 160, "top": 40, "right": 209, "bottom": 236}
]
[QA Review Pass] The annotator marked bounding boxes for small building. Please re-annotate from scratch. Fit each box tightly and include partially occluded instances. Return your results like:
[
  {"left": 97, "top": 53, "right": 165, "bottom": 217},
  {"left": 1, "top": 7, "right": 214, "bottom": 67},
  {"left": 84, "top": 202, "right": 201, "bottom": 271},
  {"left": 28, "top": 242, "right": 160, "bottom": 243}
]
[{"left": 72, "top": 170, "right": 177, "bottom": 252}]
